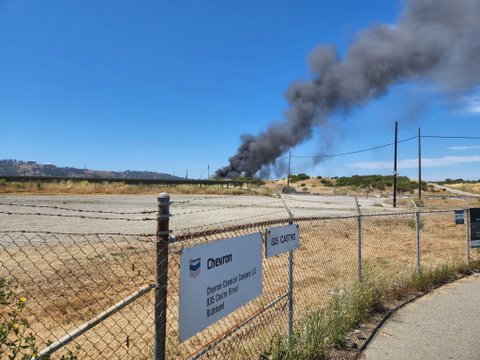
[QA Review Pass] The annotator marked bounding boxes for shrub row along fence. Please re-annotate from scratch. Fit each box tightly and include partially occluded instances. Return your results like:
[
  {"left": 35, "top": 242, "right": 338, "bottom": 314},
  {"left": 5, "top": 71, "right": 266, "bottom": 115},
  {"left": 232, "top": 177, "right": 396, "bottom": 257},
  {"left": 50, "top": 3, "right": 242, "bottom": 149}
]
[{"left": 0, "top": 194, "right": 477, "bottom": 359}]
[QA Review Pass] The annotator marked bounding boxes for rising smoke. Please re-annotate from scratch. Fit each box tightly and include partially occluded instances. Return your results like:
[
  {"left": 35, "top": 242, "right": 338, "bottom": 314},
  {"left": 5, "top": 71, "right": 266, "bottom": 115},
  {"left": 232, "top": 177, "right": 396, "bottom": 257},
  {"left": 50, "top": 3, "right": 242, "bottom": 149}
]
[{"left": 216, "top": 0, "right": 480, "bottom": 178}]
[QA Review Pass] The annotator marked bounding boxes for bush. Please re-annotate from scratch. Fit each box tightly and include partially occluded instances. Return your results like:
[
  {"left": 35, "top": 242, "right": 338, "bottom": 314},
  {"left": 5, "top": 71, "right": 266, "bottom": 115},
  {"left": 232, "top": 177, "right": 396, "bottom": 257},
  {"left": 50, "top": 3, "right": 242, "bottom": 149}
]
[
  {"left": 334, "top": 175, "right": 424, "bottom": 192},
  {"left": 262, "top": 280, "right": 381, "bottom": 359},
  {"left": 321, "top": 178, "right": 334, "bottom": 187},
  {"left": 282, "top": 187, "right": 296, "bottom": 194},
  {"left": 289, "top": 174, "right": 310, "bottom": 183}
]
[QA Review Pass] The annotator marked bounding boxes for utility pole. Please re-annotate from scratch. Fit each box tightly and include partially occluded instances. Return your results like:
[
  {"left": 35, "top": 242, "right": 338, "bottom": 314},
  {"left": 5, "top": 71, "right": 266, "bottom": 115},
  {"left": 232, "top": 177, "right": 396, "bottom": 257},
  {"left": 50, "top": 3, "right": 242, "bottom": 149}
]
[
  {"left": 418, "top": 127, "right": 422, "bottom": 200},
  {"left": 185, "top": 168, "right": 188, "bottom": 179},
  {"left": 207, "top": 165, "right": 210, "bottom": 179},
  {"left": 393, "top": 121, "right": 398, "bottom": 208},
  {"left": 287, "top": 152, "right": 292, "bottom": 188}
]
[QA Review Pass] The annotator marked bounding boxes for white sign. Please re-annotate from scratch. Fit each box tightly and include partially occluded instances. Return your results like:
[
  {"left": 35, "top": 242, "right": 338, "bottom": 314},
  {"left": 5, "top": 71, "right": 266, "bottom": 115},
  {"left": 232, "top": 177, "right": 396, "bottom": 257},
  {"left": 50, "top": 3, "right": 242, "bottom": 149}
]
[
  {"left": 265, "top": 224, "right": 300, "bottom": 258},
  {"left": 179, "top": 233, "right": 263, "bottom": 341}
]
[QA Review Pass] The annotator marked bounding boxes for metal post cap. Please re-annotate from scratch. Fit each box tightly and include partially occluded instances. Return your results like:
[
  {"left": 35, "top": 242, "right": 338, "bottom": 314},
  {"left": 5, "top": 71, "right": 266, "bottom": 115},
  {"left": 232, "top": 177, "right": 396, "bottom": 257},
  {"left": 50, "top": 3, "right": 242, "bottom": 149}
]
[{"left": 157, "top": 192, "right": 170, "bottom": 200}]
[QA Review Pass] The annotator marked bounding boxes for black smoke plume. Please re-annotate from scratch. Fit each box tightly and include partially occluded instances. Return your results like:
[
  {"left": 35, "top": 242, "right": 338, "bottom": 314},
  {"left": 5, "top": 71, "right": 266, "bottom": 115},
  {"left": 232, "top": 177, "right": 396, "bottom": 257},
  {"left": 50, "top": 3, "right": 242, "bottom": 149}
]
[{"left": 216, "top": 0, "right": 480, "bottom": 178}]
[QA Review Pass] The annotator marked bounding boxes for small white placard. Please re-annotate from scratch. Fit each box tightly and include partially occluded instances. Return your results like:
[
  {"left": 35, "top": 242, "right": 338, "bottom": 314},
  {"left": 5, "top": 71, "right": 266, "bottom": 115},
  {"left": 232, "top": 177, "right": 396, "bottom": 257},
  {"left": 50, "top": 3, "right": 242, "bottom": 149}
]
[
  {"left": 265, "top": 224, "right": 300, "bottom": 258},
  {"left": 472, "top": 240, "right": 480, "bottom": 248},
  {"left": 179, "top": 233, "right": 263, "bottom": 341}
]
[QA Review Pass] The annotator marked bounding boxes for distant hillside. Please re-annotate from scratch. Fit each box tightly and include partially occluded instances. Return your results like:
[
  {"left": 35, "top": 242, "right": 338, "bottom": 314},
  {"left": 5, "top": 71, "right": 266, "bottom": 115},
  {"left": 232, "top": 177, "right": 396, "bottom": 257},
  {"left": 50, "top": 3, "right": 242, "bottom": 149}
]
[{"left": 0, "top": 159, "right": 181, "bottom": 180}]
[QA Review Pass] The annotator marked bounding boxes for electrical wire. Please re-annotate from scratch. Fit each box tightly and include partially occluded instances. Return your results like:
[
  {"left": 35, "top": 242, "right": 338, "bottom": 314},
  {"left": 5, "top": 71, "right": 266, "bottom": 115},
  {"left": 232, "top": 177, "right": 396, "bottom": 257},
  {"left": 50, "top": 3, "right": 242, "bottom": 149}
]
[
  {"left": 421, "top": 135, "right": 480, "bottom": 140},
  {"left": 292, "top": 136, "right": 417, "bottom": 159}
]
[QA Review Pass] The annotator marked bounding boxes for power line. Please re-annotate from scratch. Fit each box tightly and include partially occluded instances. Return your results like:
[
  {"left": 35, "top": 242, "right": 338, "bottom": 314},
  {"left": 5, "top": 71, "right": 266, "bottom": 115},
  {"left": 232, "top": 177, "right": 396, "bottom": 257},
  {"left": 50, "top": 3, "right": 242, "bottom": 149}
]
[
  {"left": 292, "top": 136, "right": 417, "bottom": 159},
  {"left": 421, "top": 135, "right": 480, "bottom": 140},
  {"left": 287, "top": 134, "right": 480, "bottom": 161}
]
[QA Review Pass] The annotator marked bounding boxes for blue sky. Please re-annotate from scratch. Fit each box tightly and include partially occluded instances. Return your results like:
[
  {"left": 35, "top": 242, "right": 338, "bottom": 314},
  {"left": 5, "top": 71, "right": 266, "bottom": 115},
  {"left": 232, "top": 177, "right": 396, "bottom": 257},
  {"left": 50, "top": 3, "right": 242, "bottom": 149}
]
[{"left": 1, "top": 0, "right": 479, "bottom": 181}]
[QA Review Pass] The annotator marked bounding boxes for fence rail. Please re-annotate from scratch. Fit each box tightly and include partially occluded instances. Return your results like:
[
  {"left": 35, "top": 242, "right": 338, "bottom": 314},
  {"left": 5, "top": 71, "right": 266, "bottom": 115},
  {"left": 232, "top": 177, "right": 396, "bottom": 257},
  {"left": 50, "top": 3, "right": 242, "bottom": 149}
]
[
  {"left": 0, "top": 194, "right": 477, "bottom": 359},
  {"left": 0, "top": 175, "right": 256, "bottom": 188}
]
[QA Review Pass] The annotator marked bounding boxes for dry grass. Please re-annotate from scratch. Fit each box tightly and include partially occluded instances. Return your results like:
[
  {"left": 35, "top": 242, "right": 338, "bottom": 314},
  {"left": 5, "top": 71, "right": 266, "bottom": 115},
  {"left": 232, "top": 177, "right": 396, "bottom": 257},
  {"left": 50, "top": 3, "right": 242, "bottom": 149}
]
[
  {"left": 0, "top": 180, "right": 262, "bottom": 196},
  {"left": 267, "top": 178, "right": 443, "bottom": 198},
  {"left": 393, "top": 195, "right": 480, "bottom": 210},
  {"left": 446, "top": 182, "right": 480, "bottom": 194},
  {"left": 269, "top": 178, "right": 338, "bottom": 195},
  {"left": 1, "top": 211, "right": 476, "bottom": 359},
  {"left": 0, "top": 235, "right": 157, "bottom": 358}
]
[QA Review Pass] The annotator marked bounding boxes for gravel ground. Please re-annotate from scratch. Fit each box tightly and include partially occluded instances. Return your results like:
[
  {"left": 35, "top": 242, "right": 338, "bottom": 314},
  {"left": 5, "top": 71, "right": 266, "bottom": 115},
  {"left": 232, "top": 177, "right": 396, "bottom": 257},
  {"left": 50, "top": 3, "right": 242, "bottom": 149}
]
[{"left": 0, "top": 193, "right": 397, "bottom": 234}]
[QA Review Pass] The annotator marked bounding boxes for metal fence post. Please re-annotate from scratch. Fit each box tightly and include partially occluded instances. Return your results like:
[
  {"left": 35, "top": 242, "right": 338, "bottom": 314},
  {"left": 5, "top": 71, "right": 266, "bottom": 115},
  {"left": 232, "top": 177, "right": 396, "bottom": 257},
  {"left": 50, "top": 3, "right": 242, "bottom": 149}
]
[
  {"left": 287, "top": 247, "right": 294, "bottom": 339},
  {"left": 412, "top": 201, "right": 420, "bottom": 274},
  {"left": 354, "top": 197, "right": 362, "bottom": 282},
  {"left": 280, "top": 194, "right": 294, "bottom": 339},
  {"left": 154, "top": 193, "right": 170, "bottom": 360},
  {"left": 466, "top": 208, "right": 470, "bottom": 267},
  {"left": 463, "top": 198, "right": 470, "bottom": 267}
]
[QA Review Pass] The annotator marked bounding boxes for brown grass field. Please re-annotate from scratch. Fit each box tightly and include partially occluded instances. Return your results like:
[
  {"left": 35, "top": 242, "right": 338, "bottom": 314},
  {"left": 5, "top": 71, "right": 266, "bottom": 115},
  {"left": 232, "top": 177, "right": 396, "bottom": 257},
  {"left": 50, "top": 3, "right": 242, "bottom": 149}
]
[
  {"left": 0, "top": 180, "right": 264, "bottom": 196},
  {"left": 1, "top": 202, "right": 477, "bottom": 359},
  {"left": 445, "top": 182, "right": 480, "bottom": 194}
]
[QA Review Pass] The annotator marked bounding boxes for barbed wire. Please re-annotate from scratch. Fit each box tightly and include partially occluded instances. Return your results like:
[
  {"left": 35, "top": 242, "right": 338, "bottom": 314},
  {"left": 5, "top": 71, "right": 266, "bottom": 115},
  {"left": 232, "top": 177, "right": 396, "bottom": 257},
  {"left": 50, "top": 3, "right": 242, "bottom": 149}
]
[
  {"left": 0, "top": 202, "right": 156, "bottom": 215},
  {"left": 175, "top": 210, "right": 289, "bottom": 232},
  {"left": 171, "top": 195, "right": 227, "bottom": 205},
  {"left": 0, "top": 208, "right": 456, "bottom": 237},
  {"left": 0, "top": 230, "right": 156, "bottom": 237},
  {"left": 170, "top": 194, "right": 260, "bottom": 206},
  {"left": 171, "top": 200, "right": 283, "bottom": 216},
  {"left": 0, "top": 210, "right": 155, "bottom": 222}
]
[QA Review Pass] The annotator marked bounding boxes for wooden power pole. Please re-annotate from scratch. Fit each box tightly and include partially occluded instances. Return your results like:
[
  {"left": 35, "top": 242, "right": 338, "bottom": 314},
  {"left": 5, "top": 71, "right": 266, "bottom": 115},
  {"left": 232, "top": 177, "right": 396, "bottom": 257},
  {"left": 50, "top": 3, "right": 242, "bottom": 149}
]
[
  {"left": 418, "top": 128, "right": 422, "bottom": 200},
  {"left": 287, "top": 152, "right": 292, "bottom": 188},
  {"left": 393, "top": 121, "right": 398, "bottom": 208}
]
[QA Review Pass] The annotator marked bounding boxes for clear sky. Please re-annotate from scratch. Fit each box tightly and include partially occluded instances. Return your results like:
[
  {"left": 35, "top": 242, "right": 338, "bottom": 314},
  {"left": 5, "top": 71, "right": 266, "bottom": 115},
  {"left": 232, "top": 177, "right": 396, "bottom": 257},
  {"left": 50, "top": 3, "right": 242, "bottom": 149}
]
[{"left": 1, "top": 0, "right": 479, "bottom": 181}]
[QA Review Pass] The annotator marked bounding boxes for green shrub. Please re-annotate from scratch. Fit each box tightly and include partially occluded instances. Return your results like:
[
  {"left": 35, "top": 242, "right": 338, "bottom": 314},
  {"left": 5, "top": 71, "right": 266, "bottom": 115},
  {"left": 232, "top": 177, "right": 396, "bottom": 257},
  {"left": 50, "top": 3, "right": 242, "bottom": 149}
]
[
  {"left": 334, "top": 175, "right": 425, "bottom": 192},
  {"left": 262, "top": 280, "right": 380, "bottom": 359},
  {"left": 320, "top": 179, "right": 333, "bottom": 187},
  {"left": 289, "top": 174, "right": 310, "bottom": 183}
]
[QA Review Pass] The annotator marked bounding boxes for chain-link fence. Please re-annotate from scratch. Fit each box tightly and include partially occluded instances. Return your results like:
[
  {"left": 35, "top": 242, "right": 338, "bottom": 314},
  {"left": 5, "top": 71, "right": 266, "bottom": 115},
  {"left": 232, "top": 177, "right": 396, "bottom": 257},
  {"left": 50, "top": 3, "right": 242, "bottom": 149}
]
[{"left": 0, "top": 194, "right": 475, "bottom": 359}]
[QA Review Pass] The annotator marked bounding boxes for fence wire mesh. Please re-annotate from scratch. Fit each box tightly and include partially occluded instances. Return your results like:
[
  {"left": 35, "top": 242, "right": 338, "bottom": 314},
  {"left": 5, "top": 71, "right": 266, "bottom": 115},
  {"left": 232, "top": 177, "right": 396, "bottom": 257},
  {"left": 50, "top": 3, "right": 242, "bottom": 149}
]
[
  {"left": 362, "top": 212, "right": 417, "bottom": 284},
  {"left": 167, "top": 219, "right": 291, "bottom": 359},
  {"left": 0, "top": 196, "right": 476, "bottom": 359},
  {"left": 292, "top": 216, "right": 357, "bottom": 319},
  {"left": 419, "top": 211, "right": 467, "bottom": 269},
  {"left": 0, "top": 232, "right": 156, "bottom": 359}
]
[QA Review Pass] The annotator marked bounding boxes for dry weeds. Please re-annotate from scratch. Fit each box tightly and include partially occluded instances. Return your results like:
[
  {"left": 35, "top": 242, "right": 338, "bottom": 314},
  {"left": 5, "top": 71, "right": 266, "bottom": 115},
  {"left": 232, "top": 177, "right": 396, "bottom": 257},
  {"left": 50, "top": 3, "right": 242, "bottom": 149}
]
[
  {"left": 0, "top": 180, "right": 260, "bottom": 196},
  {"left": 446, "top": 182, "right": 480, "bottom": 194}
]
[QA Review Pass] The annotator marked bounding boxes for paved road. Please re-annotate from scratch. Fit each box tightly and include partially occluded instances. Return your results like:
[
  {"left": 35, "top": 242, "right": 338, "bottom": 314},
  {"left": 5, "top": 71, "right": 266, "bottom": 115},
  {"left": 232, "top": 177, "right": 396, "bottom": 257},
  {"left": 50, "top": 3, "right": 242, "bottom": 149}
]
[
  {"left": 0, "top": 193, "right": 397, "bottom": 234},
  {"left": 362, "top": 274, "right": 480, "bottom": 360}
]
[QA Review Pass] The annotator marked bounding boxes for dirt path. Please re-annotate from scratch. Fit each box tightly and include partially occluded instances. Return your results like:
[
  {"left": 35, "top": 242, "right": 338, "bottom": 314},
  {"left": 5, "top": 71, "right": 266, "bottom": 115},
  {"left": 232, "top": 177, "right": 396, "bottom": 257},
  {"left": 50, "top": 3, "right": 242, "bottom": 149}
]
[{"left": 430, "top": 183, "right": 480, "bottom": 198}]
